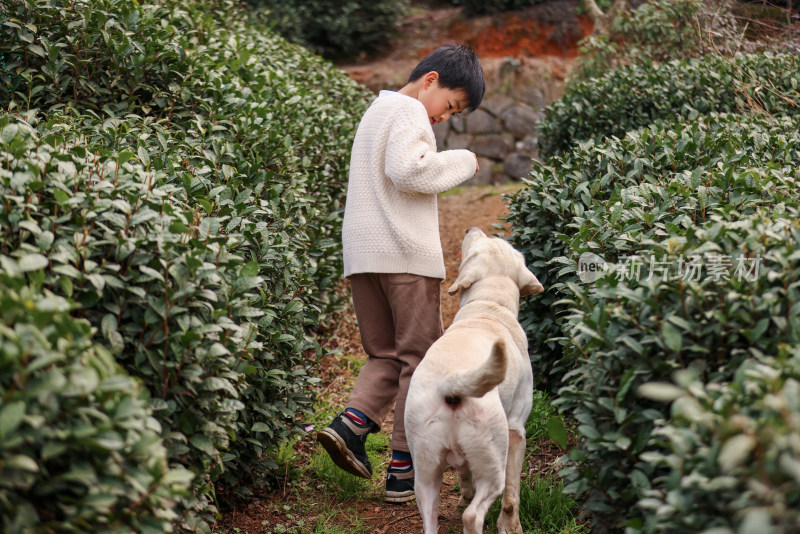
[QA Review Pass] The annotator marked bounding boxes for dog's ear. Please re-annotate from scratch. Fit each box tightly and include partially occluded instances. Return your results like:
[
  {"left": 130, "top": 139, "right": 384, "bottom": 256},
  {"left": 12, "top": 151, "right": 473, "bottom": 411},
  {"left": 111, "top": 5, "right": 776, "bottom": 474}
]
[
  {"left": 447, "top": 271, "right": 477, "bottom": 295},
  {"left": 519, "top": 268, "right": 544, "bottom": 296},
  {"left": 447, "top": 252, "right": 480, "bottom": 295}
]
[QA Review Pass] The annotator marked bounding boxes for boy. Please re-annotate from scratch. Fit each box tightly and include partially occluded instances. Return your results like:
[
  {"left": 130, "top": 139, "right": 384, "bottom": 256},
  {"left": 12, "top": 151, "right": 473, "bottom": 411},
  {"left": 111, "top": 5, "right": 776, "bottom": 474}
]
[{"left": 317, "top": 42, "right": 485, "bottom": 503}]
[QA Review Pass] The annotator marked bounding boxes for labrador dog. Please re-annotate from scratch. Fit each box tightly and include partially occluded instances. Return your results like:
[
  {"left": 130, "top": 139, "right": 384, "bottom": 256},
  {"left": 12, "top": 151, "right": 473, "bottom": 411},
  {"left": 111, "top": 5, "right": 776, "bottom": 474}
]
[{"left": 405, "top": 227, "right": 544, "bottom": 534}]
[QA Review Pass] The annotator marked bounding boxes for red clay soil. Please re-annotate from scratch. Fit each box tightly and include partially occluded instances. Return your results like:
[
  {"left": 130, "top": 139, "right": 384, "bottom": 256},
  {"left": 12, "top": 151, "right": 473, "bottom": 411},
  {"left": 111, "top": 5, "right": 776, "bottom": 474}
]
[{"left": 450, "top": 15, "right": 594, "bottom": 59}]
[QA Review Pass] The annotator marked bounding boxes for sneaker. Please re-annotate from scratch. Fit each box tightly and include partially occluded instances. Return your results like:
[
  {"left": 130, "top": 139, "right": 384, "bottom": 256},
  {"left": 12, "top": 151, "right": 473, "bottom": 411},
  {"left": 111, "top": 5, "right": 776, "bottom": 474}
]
[
  {"left": 317, "top": 412, "right": 376, "bottom": 479},
  {"left": 385, "top": 466, "right": 415, "bottom": 503}
]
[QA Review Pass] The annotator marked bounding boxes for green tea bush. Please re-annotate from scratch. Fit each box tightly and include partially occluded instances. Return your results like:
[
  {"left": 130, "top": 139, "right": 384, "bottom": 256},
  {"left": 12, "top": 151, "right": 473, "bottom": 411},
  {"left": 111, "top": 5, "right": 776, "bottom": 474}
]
[
  {"left": 556, "top": 204, "right": 800, "bottom": 530},
  {"left": 0, "top": 274, "right": 193, "bottom": 534},
  {"left": 1, "top": 0, "right": 371, "bottom": 526},
  {"left": 253, "top": 0, "right": 409, "bottom": 60},
  {"left": 0, "top": 115, "right": 256, "bottom": 527},
  {"left": 507, "top": 112, "right": 800, "bottom": 391},
  {"left": 538, "top": 52, "right": 800, "bottom": 159},
  {"left": 571, "top": 0, "right": 751, "bottom": 83},
  {"left": 0, "top": 0, "right": 185, "bottom": 112},
  {"left": 507, "top": 112, "right": 800, "bottom": 529},
  {"left": 636, "top": 351, "right": 800, "bottom": 533}
]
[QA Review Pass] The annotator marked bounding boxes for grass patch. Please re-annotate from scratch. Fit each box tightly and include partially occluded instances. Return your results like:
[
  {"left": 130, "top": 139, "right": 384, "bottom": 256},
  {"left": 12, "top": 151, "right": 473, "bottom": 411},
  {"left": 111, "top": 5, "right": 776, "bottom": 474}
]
[
  {"left": 439, "top": 182, "right": 525, "bottom": 198},
  {"left": 526, "top": 389, "right": 560, "bottom": 443},
  {"left": 485, "top": 474, "right": 586, "bottom": 534},
  {"left": 303, "top": 508, "right": 373, "bottom": 533},
  {"left": 311, "top": 430, "right": 389, "bottom": 501}
]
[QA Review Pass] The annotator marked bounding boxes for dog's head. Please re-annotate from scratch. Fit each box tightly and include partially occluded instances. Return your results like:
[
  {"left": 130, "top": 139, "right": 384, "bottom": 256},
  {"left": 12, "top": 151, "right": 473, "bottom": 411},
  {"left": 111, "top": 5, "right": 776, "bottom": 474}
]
[{"left": 447, "top": 228, "right": 544, "bottom": 298}]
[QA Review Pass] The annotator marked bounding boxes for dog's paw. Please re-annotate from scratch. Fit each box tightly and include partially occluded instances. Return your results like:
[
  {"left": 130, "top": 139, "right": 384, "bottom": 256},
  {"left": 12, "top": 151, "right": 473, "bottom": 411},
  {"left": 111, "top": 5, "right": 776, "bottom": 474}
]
[{"left": 496, "top": 516, "right": 523, "bottom": 534}]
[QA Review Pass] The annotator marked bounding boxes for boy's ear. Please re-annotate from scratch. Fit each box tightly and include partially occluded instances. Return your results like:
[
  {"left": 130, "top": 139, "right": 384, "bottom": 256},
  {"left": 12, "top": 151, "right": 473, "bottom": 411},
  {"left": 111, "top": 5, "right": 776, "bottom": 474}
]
[{"left": 423, "top": 71, "right": 439, "bottom": 89}]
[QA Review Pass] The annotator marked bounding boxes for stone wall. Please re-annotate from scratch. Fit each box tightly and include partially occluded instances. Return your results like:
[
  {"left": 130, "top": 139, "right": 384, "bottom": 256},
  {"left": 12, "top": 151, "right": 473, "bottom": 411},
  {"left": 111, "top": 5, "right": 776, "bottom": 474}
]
[{"left": 434, "top": 56, "right": 567, "bottom": 185}]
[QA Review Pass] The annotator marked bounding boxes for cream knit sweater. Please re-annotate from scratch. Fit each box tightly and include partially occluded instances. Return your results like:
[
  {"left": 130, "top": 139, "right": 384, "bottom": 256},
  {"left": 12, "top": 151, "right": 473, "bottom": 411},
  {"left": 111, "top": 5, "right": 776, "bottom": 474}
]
[{"left": 342, "top": 90, "right": 477, "bottom": 279}]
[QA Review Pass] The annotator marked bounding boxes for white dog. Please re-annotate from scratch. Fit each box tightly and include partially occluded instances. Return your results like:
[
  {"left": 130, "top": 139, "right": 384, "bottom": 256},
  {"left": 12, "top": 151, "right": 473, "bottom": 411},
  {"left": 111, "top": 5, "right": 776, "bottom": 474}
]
[{"left": 405, "top": 227, "right": 544, "bottom": 534}]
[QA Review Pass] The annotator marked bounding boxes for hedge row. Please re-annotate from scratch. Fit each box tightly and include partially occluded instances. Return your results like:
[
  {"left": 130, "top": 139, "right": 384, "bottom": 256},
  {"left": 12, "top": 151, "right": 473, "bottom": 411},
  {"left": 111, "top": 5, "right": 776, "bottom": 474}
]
[
  {"left": 508, "top": 47, "right": 800, "bottom": 527},
  {"left": 508, "top": 111, "right": 800, "bottom": 392},
  {"left": 0, "top": 274, "right": 194, "bottom": 533},
  {"left": 253, "top": 0, "right": 409, "bottom": 60},
  {"left": 556, "top": 198, "right": 800, "bottom": 530},
  {"left": 1, "top": 0, "right": 370, "bottom": 529},
  {"left": 509, "top": 108, "right": 800, "bottom": 530},
  {"left": 538, "top": 53, "right": 800, "bottom": 159}
]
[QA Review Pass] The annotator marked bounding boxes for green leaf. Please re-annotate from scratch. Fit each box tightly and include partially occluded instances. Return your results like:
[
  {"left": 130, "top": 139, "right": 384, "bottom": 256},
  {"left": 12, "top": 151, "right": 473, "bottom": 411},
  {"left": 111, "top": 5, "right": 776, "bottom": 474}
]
[
  {"left": 19, "top": 253, "right": 48, "bottom": 272},
  {"left": 0, "top": 402, "right": 26, "bottom": 438},
  {"left": 1, "top": 123, "right": 18, "bottom": 144},
  {"left": 251, "top": 422, "right": 272, "bottom": 433},
  {"left": 53, "top": 189, "right": 70, "bottom": 204},
  {"left": 189, "top": 433, "right": 215, "bottom": 455},
  {"left": 241, "top": 260, "right": 259, "bottom": 277},
  {"left": 138, "top": 146, "right": 150, "bottom": 167},
  {"left": 117, "top": 150, "right": 135, "bottom": 165},
  {"left": 718, "top": 434, "right": 755, "bottom": 471},
  {"left": 546, "top": 416, "right": 569, "bottom": 449},
  {"left": 661, "top": 321, "right": 682, "bottom": 353},
  {"left": 28, "top": 44, "right": 46, "bottom": 58},
  {"left": 283, "top": 300, "right": 302, "bottom": 315},
  {"left": 636, "top": 382, "right": 684, "bottom": 403},
  {"left": 101, "top": 314, "right": 118, "bottom": 338},
  {"left": 578, "top": 424, "right": 600, "bottom": 440},
  {"left": 6, "top": 454, "right": 39, "bottom": 472}
]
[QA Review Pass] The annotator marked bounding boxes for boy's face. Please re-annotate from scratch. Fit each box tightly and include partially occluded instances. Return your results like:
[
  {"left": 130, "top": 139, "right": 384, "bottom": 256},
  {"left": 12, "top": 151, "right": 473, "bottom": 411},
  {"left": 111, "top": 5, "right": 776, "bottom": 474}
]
[{"left": 417, "top": 72, "right": 469, "bottom": 126}]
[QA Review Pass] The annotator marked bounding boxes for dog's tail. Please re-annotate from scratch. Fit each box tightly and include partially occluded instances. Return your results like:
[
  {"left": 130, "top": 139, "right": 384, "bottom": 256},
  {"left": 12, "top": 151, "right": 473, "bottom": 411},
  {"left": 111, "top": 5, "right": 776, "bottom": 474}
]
[{"left": 438, "top": 339, "right": 507, "bottom": 407}]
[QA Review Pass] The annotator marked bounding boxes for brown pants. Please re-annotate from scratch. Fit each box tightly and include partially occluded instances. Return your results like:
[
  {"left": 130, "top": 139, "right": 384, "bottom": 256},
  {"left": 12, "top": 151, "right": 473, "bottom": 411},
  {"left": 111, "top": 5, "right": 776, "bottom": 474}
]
[{"left": 347, "top": 273, "right": 444, "bottom": 452}]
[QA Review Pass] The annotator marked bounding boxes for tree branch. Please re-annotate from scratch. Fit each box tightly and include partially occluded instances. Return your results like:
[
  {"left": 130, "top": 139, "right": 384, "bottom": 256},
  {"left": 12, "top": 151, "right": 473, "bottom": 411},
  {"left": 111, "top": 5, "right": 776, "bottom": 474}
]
[{"left": 581, "top": 0, "right": 629, "bottom": 36}]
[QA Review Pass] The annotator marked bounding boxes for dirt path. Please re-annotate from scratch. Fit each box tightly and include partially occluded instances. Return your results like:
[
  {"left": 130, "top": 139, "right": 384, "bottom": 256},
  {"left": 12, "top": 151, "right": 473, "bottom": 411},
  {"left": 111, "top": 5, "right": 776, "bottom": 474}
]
[{"left": 216, "top": 185, "right": 522, "bottom": 534}]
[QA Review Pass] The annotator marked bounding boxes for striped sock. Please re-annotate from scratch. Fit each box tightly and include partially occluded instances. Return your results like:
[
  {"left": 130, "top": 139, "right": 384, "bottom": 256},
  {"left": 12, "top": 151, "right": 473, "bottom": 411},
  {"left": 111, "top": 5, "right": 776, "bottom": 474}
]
[
  {"left": 344, "top": 408, "right": 370, "bottom": 428},
  {"left": 388, "top": 450, "right": 413, "bottom": 473}
]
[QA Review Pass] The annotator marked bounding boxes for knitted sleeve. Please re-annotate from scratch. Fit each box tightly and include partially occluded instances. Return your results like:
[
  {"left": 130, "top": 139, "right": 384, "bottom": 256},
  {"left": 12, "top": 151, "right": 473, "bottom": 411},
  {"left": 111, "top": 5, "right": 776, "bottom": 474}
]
[{"left": 384, "top": 113, "right": 476, "bottom": 194}]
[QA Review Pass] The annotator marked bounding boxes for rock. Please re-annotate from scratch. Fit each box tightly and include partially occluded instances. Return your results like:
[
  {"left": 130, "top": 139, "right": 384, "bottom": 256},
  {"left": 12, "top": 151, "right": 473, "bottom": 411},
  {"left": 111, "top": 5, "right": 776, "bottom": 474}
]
[
  {"left": 450, "top": 114, "right": 466, "bottom": 134},
  {"left": 500, "top": 103, "right": 544, "bottom": 138},
  {"left": 466, "top": 109, "right": 502, "bottom": 135},
  {"left": 515, "top": 134, "right": 538, "bottom": 154},
  {"left": 471, "top": 133, "right": 514, "bottom": 159},
  {"left": 503, "top": 152, "right": 533, "bottom": 179},
  {"left": 521, "top": 88, "right": 547, "bottom": 110},
  {"left": 446, "top": 133, "right": 472, "bottom": 150},
  {"left": 481, "top": 94, "right": 515, "bottom": 117},
  {"left": 433, "top": 121, "right": 450, "bottom": 151}
]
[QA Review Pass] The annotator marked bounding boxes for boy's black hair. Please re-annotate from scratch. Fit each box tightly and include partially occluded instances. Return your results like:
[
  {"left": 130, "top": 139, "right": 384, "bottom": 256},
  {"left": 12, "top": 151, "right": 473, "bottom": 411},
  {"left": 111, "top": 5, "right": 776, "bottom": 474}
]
[{"left": 408, "top": 42, "right": 485, "bottom": 111}]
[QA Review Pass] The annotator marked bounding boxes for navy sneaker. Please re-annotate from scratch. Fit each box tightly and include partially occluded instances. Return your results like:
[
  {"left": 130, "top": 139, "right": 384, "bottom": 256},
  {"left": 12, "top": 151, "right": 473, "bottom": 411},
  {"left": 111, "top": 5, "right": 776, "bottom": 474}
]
[
  {"left": 317, "top": 412, "right": 376, "bottom": 478},
  {"left": 385, "top": 465, "right": 415, "bottom": 503}
]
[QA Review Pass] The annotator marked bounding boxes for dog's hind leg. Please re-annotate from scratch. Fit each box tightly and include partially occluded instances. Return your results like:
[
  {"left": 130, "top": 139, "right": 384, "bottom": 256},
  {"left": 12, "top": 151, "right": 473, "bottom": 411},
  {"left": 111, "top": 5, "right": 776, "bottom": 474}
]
[
  {"left": 461, "top": 475, "right": 504, "bottom": 534},
  {"left": 496, "top": 428, "right": 526, "bottom": 534},
  {"left": 456, "top": 465, "right": 475, "bottom": 507},
  {"left": 415, "top": 460, "right": 446, "bottom": 534}
]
